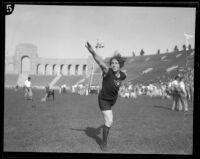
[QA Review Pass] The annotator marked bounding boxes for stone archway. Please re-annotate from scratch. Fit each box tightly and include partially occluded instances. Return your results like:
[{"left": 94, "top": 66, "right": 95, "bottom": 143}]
[
  {"left": 83, "top": 64, "right": 87, "bottom": 75},
  {"left": 75, "top": 64, "right": 79, "bottom": 75},
  {"left": 21, "top": 56, "right": 31, "bottom": 74},
  {"left": 68, "top": 64, "right": 72, "bottom": 75},
  {"left": 60, "top": 64, "right": 67, "bottom": 75},
  {"left": 37, "top": 64, "right": 45, "bottom": 75},
  {"left": 6, "top": 43, "right": 91, "bottom": 76},
  {"left": 53, "top": 64, "right": 60, "bottom": 75},
  {"left": 45, "top": 64, "right": 52, "bottom": 75}
]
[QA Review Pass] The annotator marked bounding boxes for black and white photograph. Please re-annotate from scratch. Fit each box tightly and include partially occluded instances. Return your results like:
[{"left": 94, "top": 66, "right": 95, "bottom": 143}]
[{"left": 2, "top": 1, "right": 199, "bottom": 157}]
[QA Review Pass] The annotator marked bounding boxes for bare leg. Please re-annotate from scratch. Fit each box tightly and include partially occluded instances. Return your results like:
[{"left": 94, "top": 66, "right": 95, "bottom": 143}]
[
  {"left": 101, "top": 110, "right": 113, "bottom": 151},
  {"left": 177, "top": 97, "right": 183, "bottom": 111},
  {"left": 171, "top": 96, "right": 176, "bottom": 110},
  {"left": 29, "top": 88, "right": 33, "bottom": 100},
  {"left": 181, "top": 97, "right": 188, "bottom": 111},
  {"left": 24, "top": 88, "right": 29, "bottom": 99}
]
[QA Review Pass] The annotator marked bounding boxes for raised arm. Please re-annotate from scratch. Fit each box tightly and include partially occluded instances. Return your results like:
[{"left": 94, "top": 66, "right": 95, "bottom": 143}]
[{"left": 85, "top": 42, "right": 109, "bottom": 74}]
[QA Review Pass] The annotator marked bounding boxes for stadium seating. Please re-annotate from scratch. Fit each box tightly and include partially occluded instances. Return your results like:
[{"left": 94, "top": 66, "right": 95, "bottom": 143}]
[
  {"left": 29, "top": 75, "right": 56, "bottom": 87},
  {"left": 85, "top": 49, "right": 194, "bottom": 86},
  {"left": 81, "top": 73, "right": 102, "bottom": 86},
  {"left": 126, "top": 50, "right": 194, "bottom": 84},
  {"left": 54, "top": 75, "right": 84, "bottom": 87},
  {"left": 4, "top": 49, "right": 194, "bottom": 88},
  {"left": 4, "top": 74, "right": 19, "bottom": 87}
]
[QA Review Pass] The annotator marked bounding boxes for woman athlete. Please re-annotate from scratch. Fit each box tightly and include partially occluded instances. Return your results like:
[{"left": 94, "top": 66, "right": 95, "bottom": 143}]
[{"left": 85, "top": 42, "right": 126, "bottom": 151}]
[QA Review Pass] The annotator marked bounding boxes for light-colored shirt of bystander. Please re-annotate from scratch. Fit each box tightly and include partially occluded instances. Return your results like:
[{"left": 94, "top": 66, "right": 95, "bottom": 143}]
[
  {"left": 179, "top": 81, "right": 187, "bottom": 95},
  {"left": 24, "top": 80, "right": 31, "bottom": 88}
]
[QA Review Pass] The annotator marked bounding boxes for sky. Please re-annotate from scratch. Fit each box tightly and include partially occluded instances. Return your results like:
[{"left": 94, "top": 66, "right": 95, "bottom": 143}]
[{"left": 5, "top": 5, "right": 196, "bottom": 59}]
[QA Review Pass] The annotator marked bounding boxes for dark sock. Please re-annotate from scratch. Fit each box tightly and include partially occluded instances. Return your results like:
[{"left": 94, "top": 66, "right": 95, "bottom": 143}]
[{"left": 101, "top": 125, "right": 110, "bottom": 151}]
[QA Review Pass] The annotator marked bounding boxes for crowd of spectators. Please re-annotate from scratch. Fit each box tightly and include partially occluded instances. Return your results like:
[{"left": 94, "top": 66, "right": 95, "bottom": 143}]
[
  {"left": 37, "top": 66, "right": 194, "bottom": 111},
  {"left": 69, "top": 67, "right": 194, "bottom": 102}
]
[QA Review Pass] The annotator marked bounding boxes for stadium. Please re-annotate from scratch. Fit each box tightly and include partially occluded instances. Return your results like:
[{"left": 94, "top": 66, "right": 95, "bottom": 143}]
[{"left": 4, "top": 42, "right": 194, "bottom": 154}]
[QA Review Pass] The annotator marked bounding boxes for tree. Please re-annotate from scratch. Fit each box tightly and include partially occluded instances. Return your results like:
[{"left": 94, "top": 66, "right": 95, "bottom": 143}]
[
  {"left": 173, "top": 45, "right": 179, "bottom": 52},
  {"left": 182, "top": 44, "right": 186, "bottom": 51},
  {"left": 140, "top": 49, "right": 145, "bottom": 56},
  {"left": 157, "top": 49, "right": 160, "bottom": 55},
  {"left": 188, "top": 44, "right": 192, "bottom": 50}
]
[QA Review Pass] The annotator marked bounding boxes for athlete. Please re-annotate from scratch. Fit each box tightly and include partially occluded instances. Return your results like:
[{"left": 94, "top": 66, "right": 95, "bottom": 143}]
[{"left": 85, "top": 42, "right": 126, "bottom": 151}]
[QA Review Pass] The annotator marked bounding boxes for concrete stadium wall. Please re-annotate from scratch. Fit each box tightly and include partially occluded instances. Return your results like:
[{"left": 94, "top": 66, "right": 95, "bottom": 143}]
[{"left": 5, "top": 43, "right": 94, "bottom": 76}]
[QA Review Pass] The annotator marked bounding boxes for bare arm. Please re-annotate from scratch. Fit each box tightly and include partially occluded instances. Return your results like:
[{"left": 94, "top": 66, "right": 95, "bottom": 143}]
[{"left": 85, "top": 42, "right": 109, "bottom": 74}]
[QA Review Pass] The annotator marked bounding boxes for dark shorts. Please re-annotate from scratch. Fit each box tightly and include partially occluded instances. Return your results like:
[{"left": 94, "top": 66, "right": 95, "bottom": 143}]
[{"left": 98, "top": 95, "right": 117, "bottom": 111}]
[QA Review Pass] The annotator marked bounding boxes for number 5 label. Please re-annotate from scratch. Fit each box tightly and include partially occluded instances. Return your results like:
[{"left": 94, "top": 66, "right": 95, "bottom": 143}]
[{"left": 4, "top": 4, "right": 15, "bottom": 15}]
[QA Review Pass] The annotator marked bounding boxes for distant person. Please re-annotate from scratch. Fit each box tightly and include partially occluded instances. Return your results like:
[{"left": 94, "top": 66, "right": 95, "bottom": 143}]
[
  {"left": 24, "top": 77, "right": 33, "bottom": 100},
  {"left": 168, "top": 75, "right": 181, "bottom": 111},
  {"left": 61, "top": 84, "right": 67, "bottom": 94},
  {"left": 59, "top": 84, "right": 67, "bottom": 94},
  {"left": 188, "top": 75, "right": 194, "bottom": 103},
  {"left": 41, "top": 84, "right": 54, "bottom": 101},
  {"left": 178, "top": 76, "right": 188, "bottom": 111},
  {"left": 15, "top": 85, "right": 19, "bottom": 91},
  {"left": 86, "top": 42, "right": 126, "bottom": 151}
]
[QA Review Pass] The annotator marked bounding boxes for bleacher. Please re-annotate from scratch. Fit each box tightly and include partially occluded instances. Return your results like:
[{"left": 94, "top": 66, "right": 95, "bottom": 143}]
[
  {"left": 87, "top": 49, "right": 194, "bottom": 86},
  {"left": 81, "top": 73, "right": 102, "bottom": 86},
  {"left": 4, "top": 49, "right": 194, "bottom": 88},
  {"left": 54, "top": 75, "right": 84, "bottom": 87},
  {"left": 29, "top": 75, "right": 56, "bottom": 87},
  {"left": 126, "top": 50, "right": 194, "bottom": 84},
  {"left": 4, "top": 74, "right": 19, "bottom": 87}
]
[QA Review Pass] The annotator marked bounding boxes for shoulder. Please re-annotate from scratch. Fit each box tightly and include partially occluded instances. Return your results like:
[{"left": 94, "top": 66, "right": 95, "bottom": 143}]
[
  {"left": 120, "top": 70, "right": 126, "bottom": 80},
  {"left": 172, "top": 80, "right": 178, "bottom": 84},
  {"left": 103, "top": 68, "right": 112, "bottom": 78}
]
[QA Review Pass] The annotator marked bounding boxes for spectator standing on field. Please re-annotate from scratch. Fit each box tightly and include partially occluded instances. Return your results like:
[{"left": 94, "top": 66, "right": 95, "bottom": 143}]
[
  {"left": 24, "top": 77, "right": 33, "bottom": 100},
  {"left": 178, "top": 75, "right": 188, "bottom": 111},
  {"left": 168, "top": 75, "right": 181, "bottom": 111}
]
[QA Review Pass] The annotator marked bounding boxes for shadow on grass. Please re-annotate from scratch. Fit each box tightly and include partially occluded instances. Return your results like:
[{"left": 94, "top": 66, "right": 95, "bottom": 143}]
[
  {"left": 153, "top": 105, "right": 172, "bottom": 111},
  {"left": 71, "top": 125, "right": 103, "bottom": 147}
]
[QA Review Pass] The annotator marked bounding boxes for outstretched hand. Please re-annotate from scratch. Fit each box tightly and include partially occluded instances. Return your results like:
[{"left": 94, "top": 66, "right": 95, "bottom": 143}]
[{"left": 85, "top": 42, "right": 95, "bottom": 54}]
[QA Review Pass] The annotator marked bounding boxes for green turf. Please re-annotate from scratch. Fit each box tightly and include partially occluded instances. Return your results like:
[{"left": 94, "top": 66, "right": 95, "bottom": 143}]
[{"left": 4, "top": 88, "right": 193, "bottom": 154}]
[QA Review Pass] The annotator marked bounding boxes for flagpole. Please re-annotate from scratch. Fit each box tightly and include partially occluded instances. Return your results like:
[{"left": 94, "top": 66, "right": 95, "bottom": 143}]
[
  {"left": 89, "top": 60, "right": 95, "bottom": 92},
  {"left": 185, "top": 38, "right": 188, "bottom": 69},
  {"left": 184, "top": 33, "right": 193, "bottom": 69}
]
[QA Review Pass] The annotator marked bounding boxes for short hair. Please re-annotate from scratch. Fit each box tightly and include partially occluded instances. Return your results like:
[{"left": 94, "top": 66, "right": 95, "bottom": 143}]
[
  {"left": 109, "top": 54, "right": 126, "bottom": 68},
  {"left": 179, "top": 75, "right": 184, "bottom": 81},
  {"left": 174, "top": 75, "right": 179, "bottom": 80},
  {"left": 28, "top": 77, "right": 31, "bottom": 80}
]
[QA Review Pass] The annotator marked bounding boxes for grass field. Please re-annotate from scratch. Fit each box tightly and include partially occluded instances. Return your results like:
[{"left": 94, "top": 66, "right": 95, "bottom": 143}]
[{"left": 4, "top": 88, "right": 193, "bottom": 154}]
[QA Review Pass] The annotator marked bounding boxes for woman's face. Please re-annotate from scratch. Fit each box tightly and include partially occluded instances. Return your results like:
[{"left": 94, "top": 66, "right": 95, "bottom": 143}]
[{"left": 111, "top": 58, "right": 120, "bottom": 72}]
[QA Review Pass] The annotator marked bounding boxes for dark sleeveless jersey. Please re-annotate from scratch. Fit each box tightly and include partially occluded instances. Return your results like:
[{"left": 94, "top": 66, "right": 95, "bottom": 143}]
[{"left": 99, "top": 68, "right": 126, "bottom": 101}]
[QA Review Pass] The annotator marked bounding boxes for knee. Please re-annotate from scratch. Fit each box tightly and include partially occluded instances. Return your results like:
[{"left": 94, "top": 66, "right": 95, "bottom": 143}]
[{"left": 105, "top": 117, "right": 113, "bottom": 127}]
